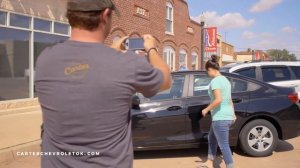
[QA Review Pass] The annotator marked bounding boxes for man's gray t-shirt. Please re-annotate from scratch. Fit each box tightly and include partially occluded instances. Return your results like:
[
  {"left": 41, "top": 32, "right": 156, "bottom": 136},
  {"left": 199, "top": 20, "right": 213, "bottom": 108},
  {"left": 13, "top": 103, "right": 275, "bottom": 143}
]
[{"left": 35, "top": 40, "right": 163, "bottom": 168}]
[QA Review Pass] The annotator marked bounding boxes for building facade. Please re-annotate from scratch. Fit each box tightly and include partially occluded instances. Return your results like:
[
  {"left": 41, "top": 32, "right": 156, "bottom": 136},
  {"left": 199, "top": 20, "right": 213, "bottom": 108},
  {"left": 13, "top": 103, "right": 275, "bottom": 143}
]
[
  {"left": 221, "top": 41, "right": 235, "bottom": 65},
  {"left": 0, "top": 0, "right": 202, "bottom": 102},
  {"left": 108, "top": 0, "right": 202, "bottom": 71},
  {"left": 235, "top": 50, "right": 269, "bottom": 62},
  {"left": 0, "top": 0, "right": 70, "bottom": 102}
]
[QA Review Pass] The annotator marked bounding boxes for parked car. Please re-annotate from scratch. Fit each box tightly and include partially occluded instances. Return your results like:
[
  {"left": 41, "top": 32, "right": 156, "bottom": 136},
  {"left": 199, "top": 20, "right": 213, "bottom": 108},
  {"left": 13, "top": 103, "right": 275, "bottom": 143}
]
[
  {"left": 131, "top": 71, "right": 300, "bottom": 157},
  {"left": 221, "top": 61, "right": 300, "bottom": 100}
]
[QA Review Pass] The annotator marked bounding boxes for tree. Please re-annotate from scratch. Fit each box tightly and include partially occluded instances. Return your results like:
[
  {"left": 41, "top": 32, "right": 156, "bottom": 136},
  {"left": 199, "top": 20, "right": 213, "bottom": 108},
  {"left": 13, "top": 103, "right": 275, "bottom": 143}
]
[{"left": 267, "top": 49, "right": 297, "bottom": 61}]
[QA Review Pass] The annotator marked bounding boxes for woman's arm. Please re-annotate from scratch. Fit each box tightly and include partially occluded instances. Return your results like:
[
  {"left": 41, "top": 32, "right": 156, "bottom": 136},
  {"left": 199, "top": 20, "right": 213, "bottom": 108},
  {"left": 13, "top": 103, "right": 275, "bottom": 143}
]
[{"left": 202, "top": 89, "right": 222, "bottom": 117}]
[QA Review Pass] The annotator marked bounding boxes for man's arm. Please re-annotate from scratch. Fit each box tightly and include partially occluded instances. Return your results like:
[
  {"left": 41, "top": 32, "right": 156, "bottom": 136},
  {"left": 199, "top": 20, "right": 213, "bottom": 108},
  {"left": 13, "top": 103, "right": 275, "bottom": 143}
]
[
  {"left": 143, "top": 35, "right": 172, "bottom": 91},
  {"left": 110, "top": 34, "right": 172, "bottom": 92}
]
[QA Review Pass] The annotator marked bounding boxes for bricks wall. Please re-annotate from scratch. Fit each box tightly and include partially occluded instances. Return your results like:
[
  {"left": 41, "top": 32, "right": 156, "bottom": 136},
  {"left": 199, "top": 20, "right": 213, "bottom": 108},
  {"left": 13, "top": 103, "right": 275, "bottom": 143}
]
[
  {"left": 222, "top": 42, "right": 235, "bottom": 57},
  {"left": 105, "top": 0, "right": 202, "bottom": 71}
]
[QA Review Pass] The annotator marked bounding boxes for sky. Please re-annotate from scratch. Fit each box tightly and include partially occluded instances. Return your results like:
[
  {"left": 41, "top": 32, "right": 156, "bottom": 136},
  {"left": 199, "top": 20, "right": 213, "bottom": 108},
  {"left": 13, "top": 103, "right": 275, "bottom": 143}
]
[{"left": 187, "top": 0, "right": 300, "bottom": 59}]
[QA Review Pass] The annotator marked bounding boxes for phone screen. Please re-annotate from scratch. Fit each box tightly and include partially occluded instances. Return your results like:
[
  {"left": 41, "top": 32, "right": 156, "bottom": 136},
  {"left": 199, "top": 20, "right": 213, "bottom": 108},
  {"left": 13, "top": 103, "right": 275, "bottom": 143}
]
[{"left": 127, "top": 38, "right": 144, "bottom": 50}]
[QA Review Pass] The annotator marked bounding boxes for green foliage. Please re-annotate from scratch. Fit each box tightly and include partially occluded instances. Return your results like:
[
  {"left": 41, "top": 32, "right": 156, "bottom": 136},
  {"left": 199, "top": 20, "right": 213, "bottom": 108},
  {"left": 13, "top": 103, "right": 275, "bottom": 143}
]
[{"left": 267, "top": 49, "right": 297, "bottom": 61}]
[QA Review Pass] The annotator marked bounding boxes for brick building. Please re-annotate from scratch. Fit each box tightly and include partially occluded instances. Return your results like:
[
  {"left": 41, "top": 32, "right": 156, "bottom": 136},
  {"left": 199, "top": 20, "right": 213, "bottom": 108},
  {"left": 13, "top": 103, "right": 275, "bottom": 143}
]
[
  {"left": 235, "top": 49, "right": 269, "bottom": 62},
  {"left": 221, "top": 42, "right": 235, "bottom": 65},
  {"left": 0, "top": 0, "right": 201, "bottom": 102},
  {"left": 107, "top": 0, "right": 202, "bottom": 71}
]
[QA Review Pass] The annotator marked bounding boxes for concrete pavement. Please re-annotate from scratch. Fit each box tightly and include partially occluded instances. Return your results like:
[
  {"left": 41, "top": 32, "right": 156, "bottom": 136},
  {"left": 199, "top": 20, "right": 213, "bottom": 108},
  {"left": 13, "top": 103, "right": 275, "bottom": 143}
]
[{"left": 1, "top": 137, "right": 299, "bottom": 168}]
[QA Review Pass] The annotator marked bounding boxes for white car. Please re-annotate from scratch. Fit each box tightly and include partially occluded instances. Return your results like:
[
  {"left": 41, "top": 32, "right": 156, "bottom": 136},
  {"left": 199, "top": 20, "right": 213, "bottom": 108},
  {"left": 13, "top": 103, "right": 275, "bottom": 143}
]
[{"left": 221, "top": 61, "right": 300, "bottom": 99}]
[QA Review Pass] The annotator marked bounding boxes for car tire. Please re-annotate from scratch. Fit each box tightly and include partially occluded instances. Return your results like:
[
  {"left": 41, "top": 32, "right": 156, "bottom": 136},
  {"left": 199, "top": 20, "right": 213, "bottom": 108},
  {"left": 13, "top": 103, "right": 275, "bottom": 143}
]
[{"left": 239, "top": 119, "right": 278, "bottom": 157}]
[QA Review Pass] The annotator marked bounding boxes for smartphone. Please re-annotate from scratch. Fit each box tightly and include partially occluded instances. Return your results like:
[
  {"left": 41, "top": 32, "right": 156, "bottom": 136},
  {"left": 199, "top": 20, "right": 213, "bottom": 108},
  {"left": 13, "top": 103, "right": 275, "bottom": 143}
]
[{"left": 125, "top": 38, "right": 145, "bottom": 51}]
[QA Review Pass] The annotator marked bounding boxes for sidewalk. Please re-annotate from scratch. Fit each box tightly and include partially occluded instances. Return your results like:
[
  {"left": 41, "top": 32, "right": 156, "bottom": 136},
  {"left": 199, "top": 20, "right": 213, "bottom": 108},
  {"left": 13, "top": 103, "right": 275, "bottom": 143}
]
[{"left": 1, "top": 137, "right": 300, "bottom": 168}]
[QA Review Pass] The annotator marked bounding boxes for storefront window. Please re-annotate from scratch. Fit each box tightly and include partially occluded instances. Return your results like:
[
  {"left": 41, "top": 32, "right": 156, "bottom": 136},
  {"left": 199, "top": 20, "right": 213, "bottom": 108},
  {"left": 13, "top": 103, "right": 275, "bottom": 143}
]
[
  {"left": 0, "top": 11, "right": 6, "bottom": 25},
  {"left": 0, "top": 10, "right": 71, "bottom": 101},
  {"left": 10, "top": 13, "right": 31, "bottom": 28},
  {"left": 179, "top": 49, "right": 187, "bottom": 70},
  {"left": 163, "top": 46, "right": 175, "bottom": 71},
  {"left": 54, "top": 22, "right": 69, "bottom": 35},
  {"left": 34, "top": 18, "right": 51, "bottom": 32},
  {"left": 192, "top": 51, "right": 198, "bottom": 70},
  {"left": 34, "top": 32, "right": 69, "bottom": 66},
  {"left": 0, "top": 27, "right": 30, "bottom": 101}
]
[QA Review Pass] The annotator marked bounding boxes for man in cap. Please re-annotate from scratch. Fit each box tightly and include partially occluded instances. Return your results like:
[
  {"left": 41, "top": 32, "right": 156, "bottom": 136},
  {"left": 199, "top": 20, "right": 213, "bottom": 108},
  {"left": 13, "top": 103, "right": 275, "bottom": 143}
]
[{"left": 35, "top": 0, "right": 171, "bottom": 167}]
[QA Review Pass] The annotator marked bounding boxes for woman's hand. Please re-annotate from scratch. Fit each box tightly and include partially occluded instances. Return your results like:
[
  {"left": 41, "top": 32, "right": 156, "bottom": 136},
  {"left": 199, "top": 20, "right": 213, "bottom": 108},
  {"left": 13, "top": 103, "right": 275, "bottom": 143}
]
[{"left": 202, "top": 108, "right": 209, "bottom": 117}]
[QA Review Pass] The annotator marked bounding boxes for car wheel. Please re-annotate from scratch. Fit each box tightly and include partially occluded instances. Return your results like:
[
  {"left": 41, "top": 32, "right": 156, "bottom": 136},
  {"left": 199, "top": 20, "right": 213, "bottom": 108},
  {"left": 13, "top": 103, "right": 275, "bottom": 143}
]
[{"left": 239, "top": 119, "right": 278, "bottom": 157}]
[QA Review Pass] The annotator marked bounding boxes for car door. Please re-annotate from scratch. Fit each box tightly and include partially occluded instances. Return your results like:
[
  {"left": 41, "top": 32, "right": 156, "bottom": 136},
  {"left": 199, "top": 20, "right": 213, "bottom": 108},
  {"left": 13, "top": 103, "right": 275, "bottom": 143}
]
[
  {"left": 229, "top": 77, "right": 251, "bottom": 116},
  {"left": 132, "top": 74, "right": 189, "bottom": 148},
  {"left": 185, "top": 74, "right": 212, "bottom": 144},
  {"left": 185, "top": 73, "right": 251, "bottom": 145}
]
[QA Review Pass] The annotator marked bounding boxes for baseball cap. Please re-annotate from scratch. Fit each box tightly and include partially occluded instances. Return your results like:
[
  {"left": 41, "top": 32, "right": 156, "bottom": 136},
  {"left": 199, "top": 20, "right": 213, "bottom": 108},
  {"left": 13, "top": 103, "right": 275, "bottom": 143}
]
[{"left": 67, "top": 0, "right": 120, "bottom": 16}]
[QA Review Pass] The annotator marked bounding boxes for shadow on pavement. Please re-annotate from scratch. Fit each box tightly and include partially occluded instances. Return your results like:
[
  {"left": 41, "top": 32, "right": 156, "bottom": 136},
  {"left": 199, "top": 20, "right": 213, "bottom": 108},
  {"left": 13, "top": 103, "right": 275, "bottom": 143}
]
[
  {"left": 134, "top": 140, "right": 294, "bottom": 167},
  {"left": 134, "top": 147, "right": 207, "bottom": 159},
  {"left": 134, "top": 145, "right": 224, "bottom": 168},
  {"left": 275, "top": 140, "right": 294, "bottom": 152}
]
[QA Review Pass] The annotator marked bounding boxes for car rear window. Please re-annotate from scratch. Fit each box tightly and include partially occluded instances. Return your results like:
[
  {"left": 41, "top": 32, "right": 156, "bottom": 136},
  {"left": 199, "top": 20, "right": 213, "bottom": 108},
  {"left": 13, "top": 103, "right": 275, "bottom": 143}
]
[
  {"left": 262, "top": 66, "right": 291, "bottom": 82},
  {"left": 230, "top": 78, "right": 261, "bottom": 93},
  {"left": 235, "top": 68, "right": 256, "bottom": 79},
  {"left": 290, "top": 66, "right": 300, "bottom": 79}
]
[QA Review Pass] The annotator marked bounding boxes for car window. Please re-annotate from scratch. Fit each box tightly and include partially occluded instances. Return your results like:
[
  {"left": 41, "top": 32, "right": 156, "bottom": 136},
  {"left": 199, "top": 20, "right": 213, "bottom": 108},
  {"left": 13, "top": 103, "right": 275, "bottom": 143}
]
[
  {"left": 262, "top": 66, "right": 291, "bottom": 82},
  {"left": 231, "top": 78, "right": 261, "bottom": 93},
  {"left": 147, "top": 75, "right": 185, "bottom": 101},
  {"left": 290, "top": 66, "right": 300, "bottom": 79},
  {"left": 235, "top": 68, "right": 256, "bottom": 79},
  {"left": 231, "top": 79, "right": 248, "bottom": 93},
  {"left": 220, "top": 67, "right": 230, "bottom": 72},
  {"left": 193, "top": 75, "right": 212, "bottom": 96}
]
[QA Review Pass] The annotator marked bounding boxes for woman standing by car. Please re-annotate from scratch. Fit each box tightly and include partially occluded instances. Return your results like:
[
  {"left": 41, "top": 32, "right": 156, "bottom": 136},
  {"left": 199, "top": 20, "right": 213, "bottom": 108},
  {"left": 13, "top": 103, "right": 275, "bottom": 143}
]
[{"left": 200, "top": 55, "right": 236, "bottom": 168}]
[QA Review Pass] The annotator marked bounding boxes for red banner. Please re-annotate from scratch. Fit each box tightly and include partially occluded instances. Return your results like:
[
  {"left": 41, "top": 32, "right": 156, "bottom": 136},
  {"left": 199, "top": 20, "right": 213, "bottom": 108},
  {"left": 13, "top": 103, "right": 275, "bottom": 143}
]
[
  {"left": 255, "top": 51, "right": 261, "bottom": 60},
  {"left": 204, "top": 27, "right": 217, "bottom": 52}
]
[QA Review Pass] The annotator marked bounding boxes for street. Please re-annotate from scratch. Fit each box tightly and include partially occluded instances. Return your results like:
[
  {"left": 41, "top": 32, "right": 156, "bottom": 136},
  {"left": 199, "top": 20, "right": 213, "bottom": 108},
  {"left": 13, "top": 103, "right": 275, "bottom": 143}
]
[{"left": 1, "top": 136, "right": 299, "bottom": 168}]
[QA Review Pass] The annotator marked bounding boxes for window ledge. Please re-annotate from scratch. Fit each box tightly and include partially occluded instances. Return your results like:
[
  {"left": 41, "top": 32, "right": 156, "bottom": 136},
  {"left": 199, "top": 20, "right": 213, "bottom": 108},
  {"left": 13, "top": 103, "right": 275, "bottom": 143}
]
[{"left": 165, "top": 31, "right": 174, "bottom": 36}]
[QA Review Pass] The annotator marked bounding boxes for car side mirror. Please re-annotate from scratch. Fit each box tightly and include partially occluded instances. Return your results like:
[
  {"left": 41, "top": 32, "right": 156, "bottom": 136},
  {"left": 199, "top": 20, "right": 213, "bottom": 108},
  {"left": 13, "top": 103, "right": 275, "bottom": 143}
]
[{"left": 132, "top": 95, "right": 141, "bottom": 110}]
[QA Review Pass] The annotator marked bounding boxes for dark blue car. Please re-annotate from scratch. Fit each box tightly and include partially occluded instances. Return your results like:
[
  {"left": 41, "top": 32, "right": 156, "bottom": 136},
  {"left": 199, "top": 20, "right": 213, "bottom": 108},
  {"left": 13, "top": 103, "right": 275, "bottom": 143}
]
[{"left": 131, "top": 71, "right": 300, "bottom": 157}]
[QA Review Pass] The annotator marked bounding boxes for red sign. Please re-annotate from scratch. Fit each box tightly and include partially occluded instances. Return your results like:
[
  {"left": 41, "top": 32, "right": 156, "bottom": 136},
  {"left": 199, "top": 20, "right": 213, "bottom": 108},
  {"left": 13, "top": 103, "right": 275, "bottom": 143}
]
[
  {"left": 204, "top": 27, "right": 217, "bottom": 52},
  {"left": 255, "top": 51, "right": 260, "bottom": 60}
]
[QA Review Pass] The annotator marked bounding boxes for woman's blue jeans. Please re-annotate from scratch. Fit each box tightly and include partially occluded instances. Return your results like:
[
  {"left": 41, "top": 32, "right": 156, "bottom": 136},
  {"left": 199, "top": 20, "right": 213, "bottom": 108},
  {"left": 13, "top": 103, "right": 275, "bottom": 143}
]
[{"left": 208, "top": 120, "right": 234, "bottom": 168}]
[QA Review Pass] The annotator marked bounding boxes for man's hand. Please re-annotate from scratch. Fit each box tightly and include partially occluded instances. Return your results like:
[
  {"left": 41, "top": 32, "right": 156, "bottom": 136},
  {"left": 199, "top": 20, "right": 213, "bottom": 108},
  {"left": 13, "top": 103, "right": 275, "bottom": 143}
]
[
  {"left": 202, "top": 108, "right": 209, "bottom": 117},
  {"left": 143, "top": 34, "right": 157, "bottom": 52},
  {"left": 111, "top": 36, "right": 128, "bottom": 52}
]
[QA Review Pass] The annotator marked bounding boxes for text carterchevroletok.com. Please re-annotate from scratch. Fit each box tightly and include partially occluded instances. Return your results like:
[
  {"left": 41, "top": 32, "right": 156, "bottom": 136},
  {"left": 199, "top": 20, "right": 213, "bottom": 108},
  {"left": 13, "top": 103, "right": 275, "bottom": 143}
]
[{"left": 17, "top": 151, "right": 101, "bottom": 156}]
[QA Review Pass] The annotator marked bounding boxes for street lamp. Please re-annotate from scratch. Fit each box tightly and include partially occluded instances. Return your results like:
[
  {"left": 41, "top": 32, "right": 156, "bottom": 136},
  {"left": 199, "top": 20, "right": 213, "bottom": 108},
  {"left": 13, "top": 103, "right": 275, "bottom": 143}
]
[{"left": 200, "top": 13, "right": 205, "bottom": 70}]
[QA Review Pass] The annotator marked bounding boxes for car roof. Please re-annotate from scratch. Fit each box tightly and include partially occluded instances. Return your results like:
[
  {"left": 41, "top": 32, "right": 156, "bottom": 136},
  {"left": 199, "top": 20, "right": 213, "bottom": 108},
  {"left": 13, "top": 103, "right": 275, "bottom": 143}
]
[
  {"left": 171, "top": 70, "right": 275, "bottom": 88},
  {"left": 172, "top": 70, "right": 250, "bottom": 79},
  {"left": 222, "top": 61, "right": 300, "bottom": 72}
]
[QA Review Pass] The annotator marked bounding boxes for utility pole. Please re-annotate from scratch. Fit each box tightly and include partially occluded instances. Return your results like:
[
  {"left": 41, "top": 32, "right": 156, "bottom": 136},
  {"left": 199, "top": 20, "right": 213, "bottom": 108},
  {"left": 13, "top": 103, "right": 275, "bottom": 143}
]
[{"left": 200, "top": 14, "right": 205, "bottom": 70}]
